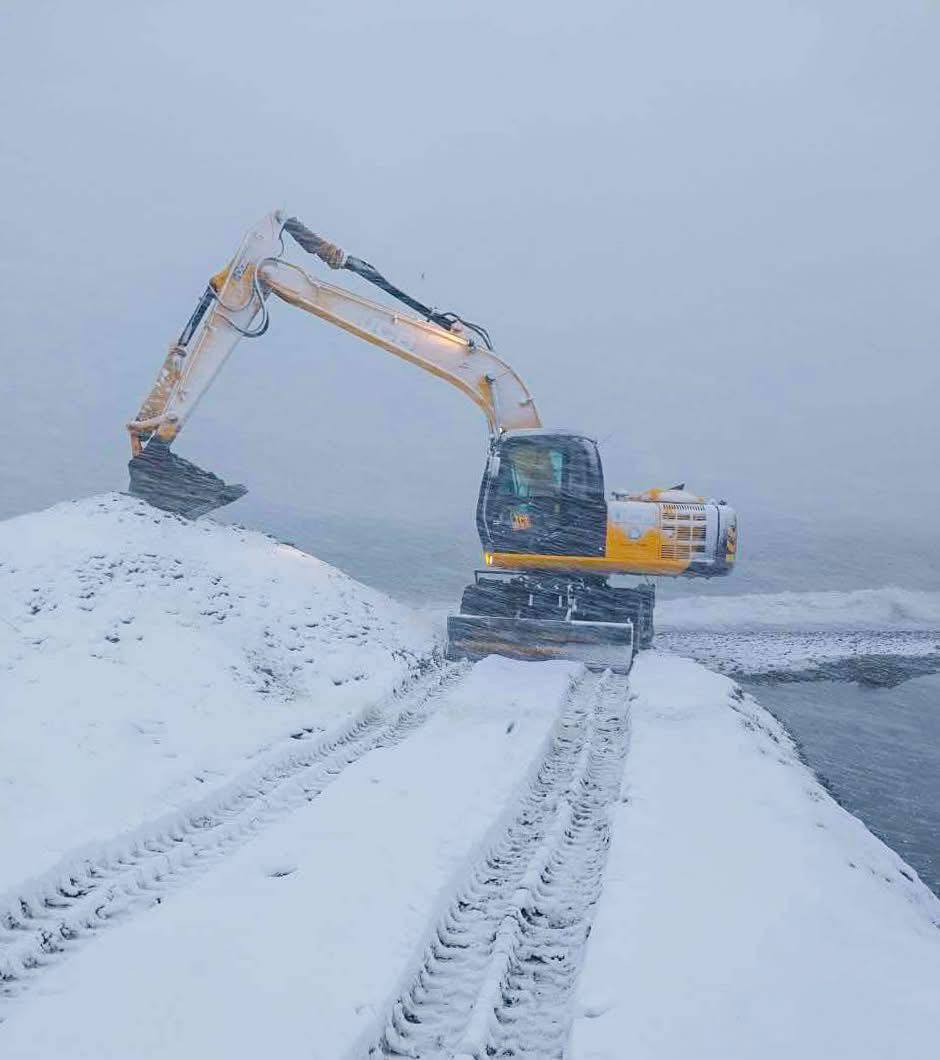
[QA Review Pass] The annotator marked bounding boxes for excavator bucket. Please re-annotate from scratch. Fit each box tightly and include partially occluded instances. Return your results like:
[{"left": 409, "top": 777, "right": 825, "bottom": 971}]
[
  {"left": 127, "top": 438, "right": 246, "bottom": 520},
  {"left": 445, "top": 614, "right": 635, "bottom": 674}
]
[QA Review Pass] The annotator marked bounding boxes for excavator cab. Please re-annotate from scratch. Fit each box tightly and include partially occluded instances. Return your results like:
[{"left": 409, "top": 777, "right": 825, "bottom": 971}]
[
  {"left": 477, "top": 431, "right": 608, "bottom": 559},
  {"left": 448, "top": 430, "right": 640, "bottom": 673}
]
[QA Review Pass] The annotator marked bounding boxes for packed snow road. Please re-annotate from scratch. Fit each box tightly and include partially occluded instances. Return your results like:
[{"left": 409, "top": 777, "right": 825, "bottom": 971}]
[
  {"left": 0, "top": 658, "right": 615, "bottom": 1058},
  {"left": 368, "top": 671, "right": 630, "bottom": 1059},
  {"left": 0, "top": 667, "right": 457, "bottom": 995}
]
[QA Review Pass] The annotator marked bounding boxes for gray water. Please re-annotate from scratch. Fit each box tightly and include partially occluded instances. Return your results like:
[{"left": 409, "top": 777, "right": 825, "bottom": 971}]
[{"left": 742, "top": 673, "right": 940, "bottom": 898}]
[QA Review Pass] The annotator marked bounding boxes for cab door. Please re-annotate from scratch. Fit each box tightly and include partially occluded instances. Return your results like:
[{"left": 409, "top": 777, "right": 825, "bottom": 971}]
[{"left": 477, "top": 435, "right": 607, "bottom": 557}]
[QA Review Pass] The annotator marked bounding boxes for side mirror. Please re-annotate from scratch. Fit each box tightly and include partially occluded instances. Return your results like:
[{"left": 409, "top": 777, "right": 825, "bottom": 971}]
[{"left": 488, "top": 453, "right": 501, "bottom": 479}]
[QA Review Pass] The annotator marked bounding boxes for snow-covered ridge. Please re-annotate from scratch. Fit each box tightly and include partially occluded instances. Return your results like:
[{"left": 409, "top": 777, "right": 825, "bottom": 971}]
[
  {"left": 0, "top": 493, "right": 433, "bottom": 893},
  {"left": 659, "top": 587, "right": 940, "bottom": 631}
]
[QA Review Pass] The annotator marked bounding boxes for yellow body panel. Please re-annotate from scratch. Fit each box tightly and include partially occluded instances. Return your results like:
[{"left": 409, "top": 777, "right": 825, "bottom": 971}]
[{"left": 485, "top": 522, "right": 694, "bottom": 577}]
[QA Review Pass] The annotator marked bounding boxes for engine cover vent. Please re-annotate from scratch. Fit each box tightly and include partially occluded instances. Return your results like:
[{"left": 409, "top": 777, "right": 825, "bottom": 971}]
[{"left": 659, "top": 503, "right": 708, "bottom": 561}]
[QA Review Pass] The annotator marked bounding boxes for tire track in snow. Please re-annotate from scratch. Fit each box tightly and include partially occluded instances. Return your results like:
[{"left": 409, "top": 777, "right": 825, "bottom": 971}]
[
  {"left": 0, "top": 665, "right": 461, "bottom": 1012},
  {"left": 367, "top": 671, "right": 631, "bottom": 1059}
]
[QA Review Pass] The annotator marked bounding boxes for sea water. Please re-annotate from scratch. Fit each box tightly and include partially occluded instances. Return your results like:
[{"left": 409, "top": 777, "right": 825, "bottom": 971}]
[{"left": 743, "top": 672, "right": 940, "bottom": 897}]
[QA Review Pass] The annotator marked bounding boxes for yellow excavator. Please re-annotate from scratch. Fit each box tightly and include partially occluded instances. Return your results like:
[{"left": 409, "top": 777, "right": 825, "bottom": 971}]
[{"left": 127, "top": 210, "right": 738, "bottom": 671}]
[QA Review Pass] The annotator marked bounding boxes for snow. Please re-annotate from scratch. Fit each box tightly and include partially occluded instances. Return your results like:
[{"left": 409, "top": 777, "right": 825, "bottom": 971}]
[
  {"left": 658, "top": 628, "right": 940, "bottom": 677},
  {"left": 657, "top": 588, "right": 940, "bottom": 677},
  {"left": 0, "top": 656, "right": 581, "bottom": 1059},
  {"left": 0, "top": 493, "right": 432, "bottom": 893},
  {"left": 659, "top": 586, "right": 940, "bottom": 631},
  {"left": 570, "top": 652, "right": 940, "bottom": 1060},
  {"left": 3, "top": 496, "right": 940, "bottom": 1058}
]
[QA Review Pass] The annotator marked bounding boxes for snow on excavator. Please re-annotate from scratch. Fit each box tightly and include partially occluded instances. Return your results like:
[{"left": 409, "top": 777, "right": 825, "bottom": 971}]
[{"left": 126, "top": 210, "right": 738, "bottom": 672}]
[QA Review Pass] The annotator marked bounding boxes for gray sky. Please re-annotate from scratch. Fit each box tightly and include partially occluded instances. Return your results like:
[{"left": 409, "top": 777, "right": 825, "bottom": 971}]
[{"left": 1, "top": 1, "right": 938, "bottom": 596}]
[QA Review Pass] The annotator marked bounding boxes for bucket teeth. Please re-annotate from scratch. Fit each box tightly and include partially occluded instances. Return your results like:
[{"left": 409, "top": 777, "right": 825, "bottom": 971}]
[
  {"left": 127, "top": 439, "right": 246, "bottom": 520},
  {"left": 446, "top": 615, "right": 634, "bottom": 674}
]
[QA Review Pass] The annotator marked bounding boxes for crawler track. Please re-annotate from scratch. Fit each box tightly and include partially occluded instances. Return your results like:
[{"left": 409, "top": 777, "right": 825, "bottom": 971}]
[
  {"left": 0, "top": 666, "right": 458, "bottom": 1010},
  {"left": 368, "top": 672, "right": 631, "bottom": 1059}
]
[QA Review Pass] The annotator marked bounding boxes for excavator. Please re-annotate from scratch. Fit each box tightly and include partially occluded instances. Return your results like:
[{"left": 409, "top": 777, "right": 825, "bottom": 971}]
[{"left": 126, "top": 210, "right": 738, "bottom": 672}]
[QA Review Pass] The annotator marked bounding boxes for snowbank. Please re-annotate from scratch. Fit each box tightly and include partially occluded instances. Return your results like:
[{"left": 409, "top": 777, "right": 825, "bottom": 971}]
[
  {"left": 570, "top": 652, "right": 940, "bottom": 1059},
  {"left": 0, "top": 494, "right": 432, "bottom": 893},
  {"left": 658, "top": 587, "right": 940, "bottom": 631}
]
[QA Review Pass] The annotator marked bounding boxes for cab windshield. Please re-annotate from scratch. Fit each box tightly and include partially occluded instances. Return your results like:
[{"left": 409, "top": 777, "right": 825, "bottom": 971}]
[
  {"left": 498, "top": 443, "right": 562, "bottom": 499},
  {"left": 496, "top": 437, "right": 601, "bottom": 503}
]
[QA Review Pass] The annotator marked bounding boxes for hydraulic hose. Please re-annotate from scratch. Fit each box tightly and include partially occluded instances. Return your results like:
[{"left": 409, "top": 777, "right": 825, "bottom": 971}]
[{"left": 283, "top": 217, "right": 493, "bottom": 348}]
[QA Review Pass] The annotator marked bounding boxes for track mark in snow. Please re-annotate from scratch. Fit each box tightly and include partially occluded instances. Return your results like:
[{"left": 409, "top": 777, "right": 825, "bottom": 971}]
[
  {"left": 0, "top": 667, "right": 459, "bottom": 1012},
  {"left": 368, "top": 672, "right": 631, "bottom": 1059}
]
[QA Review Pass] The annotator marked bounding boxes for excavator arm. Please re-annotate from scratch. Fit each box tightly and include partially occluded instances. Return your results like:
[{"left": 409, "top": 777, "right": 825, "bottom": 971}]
[{"left": 127, "top": 211, "right": 540, "bottom": 517}]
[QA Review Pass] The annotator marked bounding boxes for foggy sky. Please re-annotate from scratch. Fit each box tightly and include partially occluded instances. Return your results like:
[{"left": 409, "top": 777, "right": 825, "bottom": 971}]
[{"left": 1, "top": 1, "right": 938, "bottom": 597}]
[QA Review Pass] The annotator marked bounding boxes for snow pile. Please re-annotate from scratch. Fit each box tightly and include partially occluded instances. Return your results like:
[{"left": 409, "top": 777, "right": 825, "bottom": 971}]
[
  {"left": 571, "top": 653, "right": 940, "bottom": 1059},
  {"left": 658, "top": 587, "right": 940, "bottom": 631},
  {"left": 0, "top": 493, "right": 432, "bottom": 892}
]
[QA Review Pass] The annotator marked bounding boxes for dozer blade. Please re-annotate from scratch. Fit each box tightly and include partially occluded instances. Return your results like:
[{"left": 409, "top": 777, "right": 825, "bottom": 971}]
[
  {"left": 446, "top": 615, "right": 635, "bottom": 674},
  {"left": 127, "top": 438, "right": 246, "bottom": 520}
]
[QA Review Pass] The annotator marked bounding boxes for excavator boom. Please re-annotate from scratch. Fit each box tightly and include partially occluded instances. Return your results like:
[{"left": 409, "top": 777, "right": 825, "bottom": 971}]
[{"left": 261, "top": 260, "right": 540, "bottom": 434}]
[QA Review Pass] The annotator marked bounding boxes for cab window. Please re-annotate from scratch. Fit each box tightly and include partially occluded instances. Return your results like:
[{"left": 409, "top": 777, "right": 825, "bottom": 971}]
[
  {"left": 497, "top": 438, "right": 602, "bottom": 503},
  {"left": 497, "top": 443, "right": 563, "bottom": 499}
]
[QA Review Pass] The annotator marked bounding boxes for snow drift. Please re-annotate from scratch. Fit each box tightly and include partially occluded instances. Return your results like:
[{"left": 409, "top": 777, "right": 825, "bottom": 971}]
[
  {"left": 0, "top": 493, "right": 432, "bottom": 893},
  {"left": 658, "top": 587, "right": 940, "bottom": 631}
]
